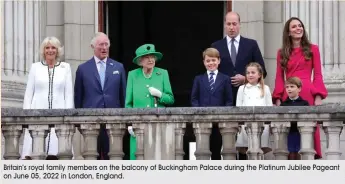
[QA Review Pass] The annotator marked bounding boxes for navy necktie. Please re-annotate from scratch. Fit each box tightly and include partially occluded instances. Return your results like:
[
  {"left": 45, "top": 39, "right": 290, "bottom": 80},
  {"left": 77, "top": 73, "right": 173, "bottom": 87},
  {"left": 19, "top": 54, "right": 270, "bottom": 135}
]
[{"left": 209, "top": 72, "right": 215, "bottom": 91}]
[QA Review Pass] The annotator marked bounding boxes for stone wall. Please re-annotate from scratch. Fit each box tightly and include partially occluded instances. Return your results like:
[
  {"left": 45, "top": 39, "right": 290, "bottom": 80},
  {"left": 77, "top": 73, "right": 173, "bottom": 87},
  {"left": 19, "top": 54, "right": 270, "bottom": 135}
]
[{"left": 1, "top": 1, "right": 97, "bottom": 108}]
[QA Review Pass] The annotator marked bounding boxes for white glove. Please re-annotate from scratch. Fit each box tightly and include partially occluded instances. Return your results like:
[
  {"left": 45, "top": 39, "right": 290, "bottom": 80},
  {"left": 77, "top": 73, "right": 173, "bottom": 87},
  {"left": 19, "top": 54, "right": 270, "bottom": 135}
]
[
  {"left": 148, "top": 87, "right": 162, "bottom": 98},
  {"left": 128, "top": 126, "right": 135, "bottom": 137}
]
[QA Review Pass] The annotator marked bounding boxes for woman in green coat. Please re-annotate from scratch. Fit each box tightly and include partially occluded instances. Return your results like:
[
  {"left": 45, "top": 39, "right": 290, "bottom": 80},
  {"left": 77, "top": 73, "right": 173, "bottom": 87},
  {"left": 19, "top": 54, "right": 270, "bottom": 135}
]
[{"left": 125, "top": 44, "right": 174, "bottom": 160}]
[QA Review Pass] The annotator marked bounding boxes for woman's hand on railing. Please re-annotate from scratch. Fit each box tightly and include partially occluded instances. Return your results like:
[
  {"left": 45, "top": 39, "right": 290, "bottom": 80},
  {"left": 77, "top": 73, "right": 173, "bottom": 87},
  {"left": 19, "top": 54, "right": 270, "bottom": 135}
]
[{"left": 275, "top": 99, "right": 281, "bottom": 106}]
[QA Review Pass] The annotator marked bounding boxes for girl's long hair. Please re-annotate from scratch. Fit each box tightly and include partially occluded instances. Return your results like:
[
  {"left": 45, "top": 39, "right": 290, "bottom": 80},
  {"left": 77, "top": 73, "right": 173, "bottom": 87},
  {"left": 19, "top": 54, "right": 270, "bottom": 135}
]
[
  {"left": 280, "top": 17, "right": 312, "bottom": 70},
  {"left": 244, "top": 62, "right": 265, "bottom": 97}
]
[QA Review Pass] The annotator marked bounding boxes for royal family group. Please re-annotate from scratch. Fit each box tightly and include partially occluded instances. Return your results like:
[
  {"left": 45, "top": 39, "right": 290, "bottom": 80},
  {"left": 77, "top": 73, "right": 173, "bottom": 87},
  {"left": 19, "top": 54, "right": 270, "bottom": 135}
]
[{"left": 21, "top": 12, "right": 327, "bottom": 161}]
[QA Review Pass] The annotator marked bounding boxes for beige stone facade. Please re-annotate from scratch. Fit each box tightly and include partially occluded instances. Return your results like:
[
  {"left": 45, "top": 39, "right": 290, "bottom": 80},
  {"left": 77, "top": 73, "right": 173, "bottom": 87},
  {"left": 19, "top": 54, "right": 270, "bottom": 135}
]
[{"left": 1, "top": 1, "right": 345, "bottom": 159}]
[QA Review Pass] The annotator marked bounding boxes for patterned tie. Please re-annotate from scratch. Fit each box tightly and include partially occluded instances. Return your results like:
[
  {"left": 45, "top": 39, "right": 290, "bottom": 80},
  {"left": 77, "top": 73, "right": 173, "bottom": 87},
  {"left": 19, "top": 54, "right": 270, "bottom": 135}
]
[
  {"left": 231, "top": 38, "right": 237, "bottom": 66},
  {"left": 209, "top": 72, "right": 215, "bottom": 91},
  {"left": 99, "top": 60, "right": 106, "bottom": 89}
]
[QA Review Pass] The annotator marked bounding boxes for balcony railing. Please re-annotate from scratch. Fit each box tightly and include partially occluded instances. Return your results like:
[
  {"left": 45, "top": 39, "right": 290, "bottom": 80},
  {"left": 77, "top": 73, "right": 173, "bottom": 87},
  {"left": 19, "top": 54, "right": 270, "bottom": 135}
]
[{"left": 1, "top": 105, "right": 344, "bottom": 160}]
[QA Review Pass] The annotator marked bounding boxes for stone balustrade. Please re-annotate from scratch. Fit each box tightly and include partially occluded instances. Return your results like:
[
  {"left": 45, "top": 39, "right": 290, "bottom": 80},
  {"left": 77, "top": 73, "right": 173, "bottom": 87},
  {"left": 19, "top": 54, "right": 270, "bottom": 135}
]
[{"left": 1, "top": 105, "right": 344, "bottom": 160}]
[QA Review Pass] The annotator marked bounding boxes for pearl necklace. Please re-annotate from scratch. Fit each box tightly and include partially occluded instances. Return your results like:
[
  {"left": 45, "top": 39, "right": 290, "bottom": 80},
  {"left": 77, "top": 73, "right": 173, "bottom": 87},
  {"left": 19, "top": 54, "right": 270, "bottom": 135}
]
[{"left": 142, "top": 69, "right": 153, "bottom": 79}]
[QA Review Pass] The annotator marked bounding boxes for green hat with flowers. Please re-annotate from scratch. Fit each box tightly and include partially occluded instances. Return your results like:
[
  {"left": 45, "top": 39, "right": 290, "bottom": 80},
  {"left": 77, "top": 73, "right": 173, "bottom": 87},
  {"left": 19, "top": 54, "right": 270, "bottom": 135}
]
[{"left": 133, "top": 44, "right": 163, "bottom": 65}]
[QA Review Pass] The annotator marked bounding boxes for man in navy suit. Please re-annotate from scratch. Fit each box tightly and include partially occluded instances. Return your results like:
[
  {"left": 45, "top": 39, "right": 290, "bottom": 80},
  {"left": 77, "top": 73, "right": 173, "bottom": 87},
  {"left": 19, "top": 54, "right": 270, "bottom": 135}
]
[
  {"left": 191, "top": 48, "right": 232, "bottom": 160},
  {"left": 74, "top": 32, "right": 127, "bottom": 160},
  {"left": 211, "top": 12, "right": 267, "bottom": 160}
]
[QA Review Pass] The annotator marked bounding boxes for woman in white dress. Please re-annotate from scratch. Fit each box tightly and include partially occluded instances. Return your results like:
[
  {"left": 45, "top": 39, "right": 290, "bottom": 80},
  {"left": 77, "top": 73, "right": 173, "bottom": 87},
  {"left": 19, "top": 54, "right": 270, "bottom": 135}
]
[
  {"left": 22, "top": 36, "right": 74, "bottom": 159},
  {"left": 235, "top": 62, "right": 272, "bottom": 159}
]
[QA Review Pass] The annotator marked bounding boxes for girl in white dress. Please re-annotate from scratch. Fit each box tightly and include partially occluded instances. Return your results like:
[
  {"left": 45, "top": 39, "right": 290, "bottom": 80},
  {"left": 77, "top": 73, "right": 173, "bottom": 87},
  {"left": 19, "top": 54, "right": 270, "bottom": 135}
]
[
  {"left": 22, "top": 36, "right": 74, "bottom": 159},
  {"left": 235, "top": 62, "right": 272, "bottom": 159}
]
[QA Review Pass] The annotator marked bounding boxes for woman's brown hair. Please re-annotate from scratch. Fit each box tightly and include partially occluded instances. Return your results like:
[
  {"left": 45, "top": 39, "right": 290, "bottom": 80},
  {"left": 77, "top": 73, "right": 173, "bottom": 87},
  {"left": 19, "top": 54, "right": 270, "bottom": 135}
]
[
  {"left": 244, "top": 62, "right": 265, "bottom": 97},
  {"left": 280, "top": 17, "right": 312, "bottom": 70}
]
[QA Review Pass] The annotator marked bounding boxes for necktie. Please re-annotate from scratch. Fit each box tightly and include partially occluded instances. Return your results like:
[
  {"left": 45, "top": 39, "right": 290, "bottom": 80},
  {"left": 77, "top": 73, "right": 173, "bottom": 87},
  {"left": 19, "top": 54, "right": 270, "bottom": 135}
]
[
  {"left": 230, "top": 38, "right": 237, "bottom": 66},
  {"left": 209, "top": 72, "right": 215, "bottom": 91},
  {"left": 99, "top": 60, "right": 106, "bottom": 89}
]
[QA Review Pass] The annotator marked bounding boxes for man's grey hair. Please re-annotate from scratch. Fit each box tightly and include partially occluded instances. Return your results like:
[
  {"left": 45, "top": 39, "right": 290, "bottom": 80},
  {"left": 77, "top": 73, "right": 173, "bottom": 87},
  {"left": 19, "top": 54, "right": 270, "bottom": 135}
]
[{"left": 90, "top": 32, "right": 110, "bottom": 47}]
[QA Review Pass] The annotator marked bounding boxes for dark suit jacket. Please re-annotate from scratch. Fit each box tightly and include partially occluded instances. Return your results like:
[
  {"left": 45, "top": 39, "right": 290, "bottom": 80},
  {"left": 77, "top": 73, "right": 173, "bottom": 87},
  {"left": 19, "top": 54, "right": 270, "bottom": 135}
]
[
  {"left": 74, "top": 57, "right": 127, "bottom": 159},
  {"left": 281, "top": 96, "right": 309, "bottom": 107},
  {"left": 281, "top": 96, "right": 309, "bottom": 132},
  {"left": 74, "top": 57, "right": 127, "bottom": 108},
  {"left": 211, "top": 36, "right": 266, "bottom": 105},
  {"left": 191, "top": 72, "right": 233, "bottom": 107}
]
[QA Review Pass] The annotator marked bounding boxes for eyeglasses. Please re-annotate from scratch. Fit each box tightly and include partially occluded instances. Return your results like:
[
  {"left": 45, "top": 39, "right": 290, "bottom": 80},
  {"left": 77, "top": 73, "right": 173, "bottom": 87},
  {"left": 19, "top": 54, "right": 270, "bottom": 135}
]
[{"left": 97, "top": 42, "right": 109, "bottom": 48}]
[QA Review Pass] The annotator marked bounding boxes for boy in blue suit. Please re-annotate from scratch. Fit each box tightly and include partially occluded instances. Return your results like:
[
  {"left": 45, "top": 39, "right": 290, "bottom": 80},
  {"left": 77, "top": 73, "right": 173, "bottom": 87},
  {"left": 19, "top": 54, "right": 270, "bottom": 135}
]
[{"left": 191, "top": 48, "right": 233, "bottom": 159}]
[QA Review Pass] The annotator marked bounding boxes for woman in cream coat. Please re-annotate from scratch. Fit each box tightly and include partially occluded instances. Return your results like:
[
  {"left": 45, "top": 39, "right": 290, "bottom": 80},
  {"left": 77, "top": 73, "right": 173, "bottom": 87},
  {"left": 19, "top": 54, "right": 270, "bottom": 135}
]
[{"left": 22, "top": 36, "right": 74, "bottom": 159}]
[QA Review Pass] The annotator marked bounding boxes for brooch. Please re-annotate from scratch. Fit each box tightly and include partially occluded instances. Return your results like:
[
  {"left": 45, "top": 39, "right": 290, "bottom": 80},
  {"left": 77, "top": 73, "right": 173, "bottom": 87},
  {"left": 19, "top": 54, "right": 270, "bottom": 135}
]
[{"left": 156, "top": 72, "right": 161, "bottom": 75}]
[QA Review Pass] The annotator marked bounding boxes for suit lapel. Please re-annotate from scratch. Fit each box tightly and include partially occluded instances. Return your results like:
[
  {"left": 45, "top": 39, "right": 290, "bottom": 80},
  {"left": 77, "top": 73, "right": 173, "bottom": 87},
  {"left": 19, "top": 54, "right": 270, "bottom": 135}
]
[
  {"left": 213, "top": 73, "right": 224, "bottom": 92},
  {"left": 104, "top": 59, "right": 115, "bottom": 86},
  {"left": 235, "top": 36, "right": 245, "bottom": 67},
  {"left": 201, "top": 73, "right": 211, "bottom": 93},
  {"left": 221, "top": 38, "right": 233, "bottom": 66},
  {"left": 90, "top": 58, "right": 102, "bottom": 89}
]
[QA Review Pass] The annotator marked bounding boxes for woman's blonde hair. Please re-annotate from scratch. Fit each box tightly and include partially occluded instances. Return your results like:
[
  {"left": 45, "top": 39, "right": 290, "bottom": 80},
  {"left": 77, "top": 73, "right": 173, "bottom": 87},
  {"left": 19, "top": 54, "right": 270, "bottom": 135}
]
[
  {"left": 244, "top": 62, "right": 265, "bottom": 97},
  {"left": 40, "top": 36, "right": 64, "bottom": 62}
]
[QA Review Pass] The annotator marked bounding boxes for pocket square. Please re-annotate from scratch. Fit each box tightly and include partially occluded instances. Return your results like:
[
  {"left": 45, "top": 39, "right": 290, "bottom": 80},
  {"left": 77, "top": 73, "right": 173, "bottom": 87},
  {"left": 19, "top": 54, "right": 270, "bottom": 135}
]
[{"left": 113, "top": 71, "right": 119, "bottom": 74}]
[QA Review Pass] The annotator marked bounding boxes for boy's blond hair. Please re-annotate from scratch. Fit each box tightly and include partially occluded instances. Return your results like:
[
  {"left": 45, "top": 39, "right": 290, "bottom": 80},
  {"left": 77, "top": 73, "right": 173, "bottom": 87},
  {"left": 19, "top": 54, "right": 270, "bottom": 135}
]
[
  {"left": 203, "top": 48, "right": 220, "bottom": 59},
  {"left": 286, "top": 77, "right": 302, "bottom": 88}
]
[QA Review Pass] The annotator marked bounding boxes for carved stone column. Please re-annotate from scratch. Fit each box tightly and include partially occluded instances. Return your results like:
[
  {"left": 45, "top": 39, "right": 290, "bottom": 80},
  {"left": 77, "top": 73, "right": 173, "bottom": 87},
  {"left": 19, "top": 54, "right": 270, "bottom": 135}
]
[
  {"left": 55, "top": 124, "right": 75, "bottom": 160},
  {"left": 219, "top": 122, "right": 239, "bottom": 160},
  {"left": 175, "top": 123, "right": 186, "bottom": 160},
  {"left": 193, "top": 123, "right": 212, "bottom": 160},
  {"left": 106, "top": 123, "right": 126, "bottom": 160},
  {"left": 298, "top": 122, "right": 316, "bottom": 160},
  {"left": 1, "top": 1, "right": 42, "bottom": 108},
  {"left": 29, "top": 125, "right": 49, "bottom": 160},
  {"left": 271, "top": 122, "right": 290, "bottom": 160},
  {"left": 79, "top": 124, "right": 100, "bottom": 160},
  {"left": 246, "top": 122, "right": 264, "bottom": 160},
  {"left": 133, "top": 123, "right": 145, "bottom": 160},
  {"left": 2, "top": 125, "right": 22, "bottom": 160},
  {"left": 72, "top": 127, "right": 84, "bottom": 160},
  {"left": 323, "top": 121, "right": 343, "bottom": 160}
]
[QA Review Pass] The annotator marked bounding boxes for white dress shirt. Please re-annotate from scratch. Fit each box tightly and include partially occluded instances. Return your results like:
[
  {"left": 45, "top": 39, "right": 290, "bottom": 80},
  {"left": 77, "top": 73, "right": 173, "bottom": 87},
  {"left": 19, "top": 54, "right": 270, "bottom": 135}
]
[
  {"left": 226, "top": 34, "right": 240, "bottom": 57},
  {"left": 207, "top": 70, "right": 218, "bottom": 82},
  {"left": 94, "top": 56, "right": 108, "bottom": 72},
  {"left": 22, "top": 61, "right": 74, "bottom": 159}
]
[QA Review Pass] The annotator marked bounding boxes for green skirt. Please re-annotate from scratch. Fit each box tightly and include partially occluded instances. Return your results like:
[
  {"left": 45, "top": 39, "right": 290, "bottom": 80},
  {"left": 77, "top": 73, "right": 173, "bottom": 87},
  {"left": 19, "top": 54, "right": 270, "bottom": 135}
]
[{"left": 130, "top": 135, "right": 136, "bottom": 160}]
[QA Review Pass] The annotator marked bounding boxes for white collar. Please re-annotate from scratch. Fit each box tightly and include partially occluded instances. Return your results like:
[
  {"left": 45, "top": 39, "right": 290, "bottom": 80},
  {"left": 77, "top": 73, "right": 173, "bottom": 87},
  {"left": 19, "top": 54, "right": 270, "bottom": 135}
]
[
  {"left": 289, "top": 96, "right": 299, "bottom": 101},
  {"left": 94, "top": 56, "right": 107, "bottom": 64},
  {"left": 207, "top": 70, "right": 218, "bottom": 76},
  {"left": 226, "top": 34, "right": 241, "bottom": 44},
  {"left": 245, "top": 83, "right": 261, "bottom": 88}
]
